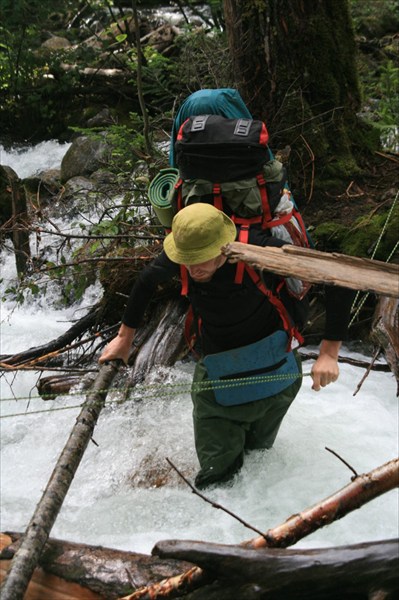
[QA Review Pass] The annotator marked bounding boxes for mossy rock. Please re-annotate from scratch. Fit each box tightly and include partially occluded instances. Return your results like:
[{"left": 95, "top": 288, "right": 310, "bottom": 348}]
[{"left": 313, "top": 203, "right": 399, "bottom": 260}]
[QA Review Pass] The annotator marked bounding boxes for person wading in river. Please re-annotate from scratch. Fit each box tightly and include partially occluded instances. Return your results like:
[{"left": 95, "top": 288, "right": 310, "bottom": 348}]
[{"left": 99, "top": 203, "right": 353, "bottom": 489}]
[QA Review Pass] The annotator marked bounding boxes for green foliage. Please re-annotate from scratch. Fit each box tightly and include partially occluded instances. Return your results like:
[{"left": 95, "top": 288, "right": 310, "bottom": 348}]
[{"left": 171, "top": 27, "right": 232, "bottom": 93}]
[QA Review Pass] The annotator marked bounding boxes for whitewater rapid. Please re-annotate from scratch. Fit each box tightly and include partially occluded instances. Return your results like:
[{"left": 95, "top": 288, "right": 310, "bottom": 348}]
[{"left": 0, "top": 141, "right": 397, "bottom": 555}]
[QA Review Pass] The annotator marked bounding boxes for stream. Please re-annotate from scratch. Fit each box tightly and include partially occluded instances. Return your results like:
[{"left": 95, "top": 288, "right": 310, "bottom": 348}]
[{"left": 0, "top": 141, "right": 398, "bottom": 556}]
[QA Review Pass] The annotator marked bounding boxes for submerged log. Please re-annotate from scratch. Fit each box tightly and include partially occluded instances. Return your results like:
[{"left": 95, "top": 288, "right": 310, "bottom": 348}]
[
  {"left": 222, "top": 242, "right": 399, "bottom": 298},
  {"left": 125, "top": 297, "right": 188, "bottom": 387},
  {"left": 0, "top": 361, "right": 121, "bottom": 600}
]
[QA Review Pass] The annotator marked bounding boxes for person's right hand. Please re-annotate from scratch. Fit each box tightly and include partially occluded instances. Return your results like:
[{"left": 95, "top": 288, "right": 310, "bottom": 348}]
[{"left": 99, "top": 325, "right": 136, "bottom": 365}]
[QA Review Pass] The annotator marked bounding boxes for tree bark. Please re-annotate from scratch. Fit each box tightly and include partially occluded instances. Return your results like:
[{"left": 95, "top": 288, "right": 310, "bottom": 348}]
[
  {"left": 223, "top": 0, "right": 365, "bottom": 193},
  {"left": 0, "top": 165, "right": 31, "bottom": 276},
  {"left": 0, "top": 361, "right": 121, "bottom": 600},
  {"left": 222, "top": 242, "right": 399, "bottom": 298}
]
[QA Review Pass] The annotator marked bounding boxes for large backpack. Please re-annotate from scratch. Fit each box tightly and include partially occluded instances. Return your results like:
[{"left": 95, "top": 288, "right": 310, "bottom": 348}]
[{"left": 172, "top": 114, "right": 312, "bottom": 302}]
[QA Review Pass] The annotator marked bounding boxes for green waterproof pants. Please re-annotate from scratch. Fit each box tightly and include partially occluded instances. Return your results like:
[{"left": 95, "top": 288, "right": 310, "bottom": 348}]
[{"left": 191, "top": 351, "right": 302, "bottom": 488}]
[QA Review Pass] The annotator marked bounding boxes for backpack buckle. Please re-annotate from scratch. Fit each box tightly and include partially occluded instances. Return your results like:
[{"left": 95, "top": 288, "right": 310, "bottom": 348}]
[
  {"left": 234, "top": 118, "right": 252, "bottom": 137},
  {"left": 191, "top": 115, "right": 209, "bottom": 131}
]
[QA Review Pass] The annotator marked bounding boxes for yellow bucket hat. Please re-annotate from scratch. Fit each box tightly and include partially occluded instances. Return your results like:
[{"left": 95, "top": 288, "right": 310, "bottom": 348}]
[{"left": 164, "top": 203, "right": 237, "bottom": 265}]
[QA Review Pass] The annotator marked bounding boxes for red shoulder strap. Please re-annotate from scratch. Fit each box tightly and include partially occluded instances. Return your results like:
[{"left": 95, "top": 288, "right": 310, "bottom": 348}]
[{"left": 244, "top": 265, "right": 304, "bottom": 351}]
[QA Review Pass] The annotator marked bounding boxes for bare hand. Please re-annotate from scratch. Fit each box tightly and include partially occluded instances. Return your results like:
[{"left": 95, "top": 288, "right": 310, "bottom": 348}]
[
  {"left": 311, "top": 354, "right": 339, "bottom": 391},
  {"left": 99, "top": 325, "right": 136, "bottom": 365},
  {"left": 310, "top": 339, "right": 341, "bottom": 392}
]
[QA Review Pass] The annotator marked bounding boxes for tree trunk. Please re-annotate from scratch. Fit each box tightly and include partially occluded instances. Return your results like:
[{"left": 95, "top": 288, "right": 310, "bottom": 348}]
[
  {"left": 0, "top": 165, "right": 31, "bottom": 276},
  {"left": 0, "top": 361, "right": 121, "bottom": 600},
  {"left": 223, "top": 0, "right": 367, "bottom": 195}
]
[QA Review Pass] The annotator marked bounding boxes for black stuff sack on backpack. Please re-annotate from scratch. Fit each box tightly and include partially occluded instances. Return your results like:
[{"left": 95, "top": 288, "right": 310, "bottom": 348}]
[{"left": 175, "top": 114, "right": 270, "bottom": 182}]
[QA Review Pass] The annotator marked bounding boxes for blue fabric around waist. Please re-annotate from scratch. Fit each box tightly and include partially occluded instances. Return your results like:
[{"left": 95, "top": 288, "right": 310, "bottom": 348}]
[{"left": 202, "top": 330, "right": 300, "bottom": 406}]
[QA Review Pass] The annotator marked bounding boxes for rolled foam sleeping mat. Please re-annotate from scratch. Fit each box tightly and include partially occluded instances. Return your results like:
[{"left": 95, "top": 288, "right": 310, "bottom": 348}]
[{"left": 148, "top": 167, "right": 179, "bottom": 228}]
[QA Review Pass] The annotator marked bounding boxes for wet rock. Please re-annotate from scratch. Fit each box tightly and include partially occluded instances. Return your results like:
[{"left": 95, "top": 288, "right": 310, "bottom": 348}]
[{"left": 60, "top": 136, "right": 110, "bottom": 183}]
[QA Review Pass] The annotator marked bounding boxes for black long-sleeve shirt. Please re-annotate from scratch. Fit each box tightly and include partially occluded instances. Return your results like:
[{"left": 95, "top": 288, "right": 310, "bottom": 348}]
[{"left": 122, "top": 228, "right": 353, "bottom": 355}]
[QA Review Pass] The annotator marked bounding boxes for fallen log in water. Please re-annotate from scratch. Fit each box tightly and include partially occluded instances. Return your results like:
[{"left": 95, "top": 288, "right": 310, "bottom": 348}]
[{"left": 222, "top": 242, "right": 399, "bottom": 298}]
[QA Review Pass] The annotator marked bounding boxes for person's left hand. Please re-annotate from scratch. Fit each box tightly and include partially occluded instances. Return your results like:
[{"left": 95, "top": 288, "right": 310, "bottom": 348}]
[
  {"left": 311, "top": 339, "right": 341, "bottom": 391},
  {"left": 311, "top": 354, "right": 339, "bottom": 391}
]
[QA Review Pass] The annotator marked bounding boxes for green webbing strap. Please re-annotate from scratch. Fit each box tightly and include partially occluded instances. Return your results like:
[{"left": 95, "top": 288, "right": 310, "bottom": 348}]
[{"left": 148, "top": 167, "right": 179, "bottom": 228}]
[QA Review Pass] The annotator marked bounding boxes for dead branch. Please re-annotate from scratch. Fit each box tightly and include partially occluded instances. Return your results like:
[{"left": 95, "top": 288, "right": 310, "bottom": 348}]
[
  {"left": 166, "top": 459, "right": 267, "bottom": 539},
  {"left": 0, "top": 306, "right": 103, "bottom": 366},
  {"left": 243, "top": 457, "right": 399, "bottom": 549}
]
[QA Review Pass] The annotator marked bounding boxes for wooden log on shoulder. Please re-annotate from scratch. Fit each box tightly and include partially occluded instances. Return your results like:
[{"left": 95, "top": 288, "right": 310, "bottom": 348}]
[
  {"left": 153, "top": 538, "right": 399, "bottom": 599},
  {"left": 222, "top": 242, "right": 399, "bottom": 298}
]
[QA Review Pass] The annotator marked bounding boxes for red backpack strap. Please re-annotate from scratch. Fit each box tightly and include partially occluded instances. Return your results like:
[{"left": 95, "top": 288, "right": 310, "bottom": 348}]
[
  {"left": 233, "top": 224, "right": 250, "bottom": 284},
  {"left": 292, "top": 207, "right": 310, "bottom": 246},
  {"left": 175, "top": 178, "right": 184, "bottom": 211},
  {"left": 256, "top": 173, "right": 272, "bottom": 227},
  {"left": 244, "top": 265, "right": 304, "bottom": 350},
  {"left": 212, "top": 184, "right": 223, "bottom": 211},
  {"left": 180, "top": 265, "right": 189, "bottom": 296}
]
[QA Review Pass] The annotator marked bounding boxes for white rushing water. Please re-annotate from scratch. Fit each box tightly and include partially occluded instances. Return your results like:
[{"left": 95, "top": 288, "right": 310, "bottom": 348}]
[{"left": 0, "top": 141, "right": 398, "bottom": 556}]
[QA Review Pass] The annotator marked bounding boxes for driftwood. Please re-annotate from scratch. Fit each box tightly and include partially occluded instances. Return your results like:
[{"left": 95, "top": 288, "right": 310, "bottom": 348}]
[
  {"left": 0, "top": 361, "right": 121, "bottom": 600},
  {"left": 222, "top": 242, "right": 399, "bottom": 298},
  {"left": 241, "top": 457, "right": 399, "bottom": 549}
]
